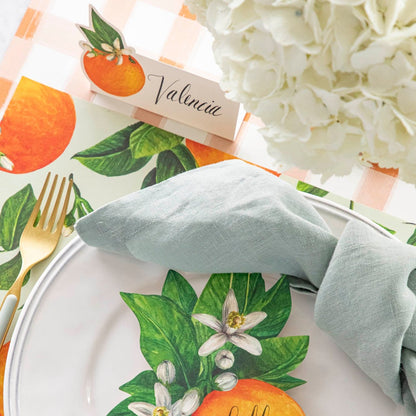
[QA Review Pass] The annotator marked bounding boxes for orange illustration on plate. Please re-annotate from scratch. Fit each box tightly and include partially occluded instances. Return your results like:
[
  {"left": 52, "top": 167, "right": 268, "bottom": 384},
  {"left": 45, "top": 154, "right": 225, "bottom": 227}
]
[
  {"left": 193, "top": 379, "right": 305, "bottom": 416},
  {"left": 0, "top": 77, "right": 76, "bottom": 174},
  {"left": 118, "top": 272, "right": 308, "bottom": 416},
  {"left": 0, "top": 342, "right": 10, "bottom": 415},
  {"left": 79, "top": 7, "right": 145, "bottom": 97}
]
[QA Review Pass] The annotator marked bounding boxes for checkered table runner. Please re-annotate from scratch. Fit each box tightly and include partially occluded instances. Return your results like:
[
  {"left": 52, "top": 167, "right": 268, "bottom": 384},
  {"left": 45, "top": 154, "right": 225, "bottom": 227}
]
[{"left": 0, "top": 0, "right": 415, "bottom": 225}]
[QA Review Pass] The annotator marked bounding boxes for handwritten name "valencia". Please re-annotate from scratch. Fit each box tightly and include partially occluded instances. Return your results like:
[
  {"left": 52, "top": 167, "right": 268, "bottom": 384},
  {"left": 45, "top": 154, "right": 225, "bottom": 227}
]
[
  {"left": 228, "top": 405, "right": 270, "bottom": 416},
  {"left": 148, "top": 74, "right": 223, "bottom": 117}
]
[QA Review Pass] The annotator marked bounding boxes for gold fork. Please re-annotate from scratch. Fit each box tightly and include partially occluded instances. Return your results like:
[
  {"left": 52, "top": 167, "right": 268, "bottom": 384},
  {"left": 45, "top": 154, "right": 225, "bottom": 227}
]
[{"left": 0, "top": 173, "right": 73, "bottom": 348}]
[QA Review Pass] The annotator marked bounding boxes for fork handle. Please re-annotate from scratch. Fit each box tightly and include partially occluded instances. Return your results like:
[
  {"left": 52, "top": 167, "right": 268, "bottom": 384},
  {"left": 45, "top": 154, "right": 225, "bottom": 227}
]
[
  {"left": 0, "top": 294, "right": 18, "bottom": 347},
  {"left": 0, "top": 266, "right": 29, "bottom": 348}
]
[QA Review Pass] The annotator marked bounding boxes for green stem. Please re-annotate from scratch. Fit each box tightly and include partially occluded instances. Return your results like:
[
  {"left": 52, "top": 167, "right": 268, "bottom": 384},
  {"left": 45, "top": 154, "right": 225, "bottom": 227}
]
[
  {"left": 79, "top": 197, "right": 93, "bottom": 213},
  {"left": 242, "top": 273, "right": 250, "bottom": 315},
  {"left": 64, "top": 178, "right": 94, "bottom": 226},
  {"left": 349, "top": 200, "right": 354, "bottom": 210}
]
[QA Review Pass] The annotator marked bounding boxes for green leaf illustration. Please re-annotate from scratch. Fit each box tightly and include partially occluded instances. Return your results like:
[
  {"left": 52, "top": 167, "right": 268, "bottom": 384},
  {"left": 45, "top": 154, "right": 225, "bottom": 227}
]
[
  {"left": 248, "top": 275, "right": 291, "bottom": 338},
  {"left": 296, "top": 181, "right": 329, "bottom": 198},
  {"left": 156, "top": 150, "right": 185, "bottom": 182},
  {"left": 374, "top": 222, "right": 396, "bottom": 235},
  {"left": 141, "top": 168, "right": 157, "bottom": 189},
  {"left": 191, "top": 273, "right": 266, "bottom": 385},
  {"left": 119, "top": 370, "right": 157, "bottom": 401},
  {"left": 130, "top": 124, "right": 184, "bottom": 158},
  {"left": 192, "top": 273, "right": 265, "bottom": 350},
  {"left": 121, "top": 293, "right": 199, "bottom": 389},
  {"left": 0, "top": 184, "right": 36, "bottom": 251},
  {"left": 408, "top": 229, "right": 416, "bottom": 246},
  {"left": 235, "top": 336, "right": 309, "bottom": 386},
  {"left": 171, "top": 144, "right": 198, "bottom": 171},
  {"left": 72, "top": 122, "right": 150, "bottom": 176},
  {"left": 156, "top": 145, "right": 198, "bottom": 183},
  {"left": 231, "top": 273, "right": 266, "bottom": 316},
  {"left": 91, "top": 7, "right": 123, "bottom": 48},
  {"left": 0, "top": 253, "right": 30, "bottom": 290},
  {"left": 107, "top": 396, "right": 146, "bottom": 416},
  {"left": 162, "top": 270, "right": 198, "bottom": 315},
  {"left": 262, "top": 374, "right": 306, "bottom": 391},
  {"left": 193, "top": 273, "right": 265, "bottom": 324},
  {"left": 120, "top": 369, "right": 185, "bottom": 402},
  {"left": 79, "top": 26, "right": 103, "bottom": 51},
  {"left": 115, "top": 270, "right": 309, "bottom": 411}
]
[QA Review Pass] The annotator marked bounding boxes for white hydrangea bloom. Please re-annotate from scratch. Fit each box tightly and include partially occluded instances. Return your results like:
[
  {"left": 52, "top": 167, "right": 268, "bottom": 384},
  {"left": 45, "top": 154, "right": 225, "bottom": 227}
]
[{"left": 185, "top": 0, "right": 416, "bottom": 182}]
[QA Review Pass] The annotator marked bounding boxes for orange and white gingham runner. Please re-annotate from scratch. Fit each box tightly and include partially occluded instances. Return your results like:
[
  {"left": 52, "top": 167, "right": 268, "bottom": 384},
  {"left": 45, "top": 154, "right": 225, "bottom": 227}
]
[{"left": 0, "top": 0, "right": 413, "bottom": 223}]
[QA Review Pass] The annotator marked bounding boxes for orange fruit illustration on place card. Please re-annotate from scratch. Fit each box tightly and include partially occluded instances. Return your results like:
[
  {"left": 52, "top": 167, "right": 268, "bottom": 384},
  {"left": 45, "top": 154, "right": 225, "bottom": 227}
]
[
  {"left": 83, "top": 48, "right": 145, "bottom": 97},
  {"left": 193, "top": 379, "right": 305, "bottom": 416},
  {"left": 0, "top": 77, "right": 76, "bottom": 174},
  {"left": 79, "top": 7, "right": 145, "bottom": 97}
]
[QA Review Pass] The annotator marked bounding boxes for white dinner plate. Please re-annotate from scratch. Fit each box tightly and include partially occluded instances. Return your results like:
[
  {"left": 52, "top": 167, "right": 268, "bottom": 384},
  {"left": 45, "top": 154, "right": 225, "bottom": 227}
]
[{"left": 4, "top": 194, "right": 405, "bottom": 416}]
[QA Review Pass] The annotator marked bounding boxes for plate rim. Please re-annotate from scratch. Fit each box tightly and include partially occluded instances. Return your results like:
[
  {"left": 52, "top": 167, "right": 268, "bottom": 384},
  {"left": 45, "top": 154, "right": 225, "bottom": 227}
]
[{"left": 3, "top": 193, "right": 395, "bottom": 415}]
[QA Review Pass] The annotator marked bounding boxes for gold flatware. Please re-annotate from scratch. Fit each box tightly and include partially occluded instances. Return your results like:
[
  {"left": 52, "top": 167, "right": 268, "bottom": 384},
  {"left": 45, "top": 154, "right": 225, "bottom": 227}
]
[{"left": 0, "top": 173, "right": 73, "bottom": 348}]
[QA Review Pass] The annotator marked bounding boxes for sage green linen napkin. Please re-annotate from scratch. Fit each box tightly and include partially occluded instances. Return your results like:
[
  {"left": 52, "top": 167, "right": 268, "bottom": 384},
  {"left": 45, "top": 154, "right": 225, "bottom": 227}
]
[{"left": 76, "top": 160, "right": 416, "bottom": 415}]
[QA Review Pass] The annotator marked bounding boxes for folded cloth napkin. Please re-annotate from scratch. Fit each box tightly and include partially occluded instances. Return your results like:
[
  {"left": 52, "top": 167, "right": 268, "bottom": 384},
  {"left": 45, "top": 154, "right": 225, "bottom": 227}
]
[{"left": 76, "top": 160, "right": 416, "bottom": 415}]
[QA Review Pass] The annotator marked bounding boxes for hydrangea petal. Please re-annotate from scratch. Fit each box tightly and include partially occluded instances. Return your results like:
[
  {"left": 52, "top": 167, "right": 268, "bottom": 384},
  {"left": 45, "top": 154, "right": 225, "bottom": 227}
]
[
  {"left": 311, "top": 87, "right": 342, "bottom": 115},
  {"left": 391, "top": 52, "right": 414, "bottom": 83},
  {"left": 330, "top": 0, "right": 365, "bottom": 4},
  {"left": 216, "top": 34, "right": 254, "bottom": 62},
  {"left": 257, "top": 5, "right": 314, "bottom": 46},
  {"left": 243, "top": 64, "right": 280, "bottom": 97},
  {"left": 283, "top": 45, "right": 307, "bottom": 77},
  {"left": 397, "top": 0, "right": 416, "bottom": 26},
  {"left": 376, "top": 106, "right": 397, "bottom": 144},
  {"left": 323, "top": 122, "right": 348, "bottom": 151},
  {"left": 248, "top": 30, "right": 275, "bottom": 59},
  {"left": 350, "top": 42, "right": 395, "bottom": 71},
  {"left": 292, "top": 89, "right": 330, "bottom": 125},
  {"left": 207, "top": 0, "right": 232, "bottom": 34},
  {"left": 367, "top": 63, "right": 397, "bottom": 91},
  {"left": 227, "top": 0, "right": 245, "bottom": 9},
  {"left": 231, "top": 2, "right": 258, "bottom": 32},
  {"left": 281, "top": 111, "right": 312, "bottom": 141},
  {"left": 397, "top": 87, "right": 416, "bottom": 115}
]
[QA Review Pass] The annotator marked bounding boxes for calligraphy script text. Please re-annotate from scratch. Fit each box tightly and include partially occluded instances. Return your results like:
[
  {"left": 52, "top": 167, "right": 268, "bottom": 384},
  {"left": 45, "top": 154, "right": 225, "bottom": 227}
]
[
  {"left": 148, "top": 74, "right": 223, "bottom": 117},
  {"left": 228, "top": 405, "right": 270, "bottom": 416}
]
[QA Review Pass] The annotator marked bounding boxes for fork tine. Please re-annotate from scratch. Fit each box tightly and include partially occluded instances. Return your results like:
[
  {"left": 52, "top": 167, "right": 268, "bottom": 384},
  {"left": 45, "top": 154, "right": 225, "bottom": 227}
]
[
  {"left": 27, "top": 172, "right": 51, "bottom": 226},
  {"left": 38, "top": 174, "right": 58, "bottom": 229},
  {"left": 46, "top": 177, "right": 66, "bottom": 232},
  {"left": 55, "top": 177, "right": 73, "bottom": 233}
]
